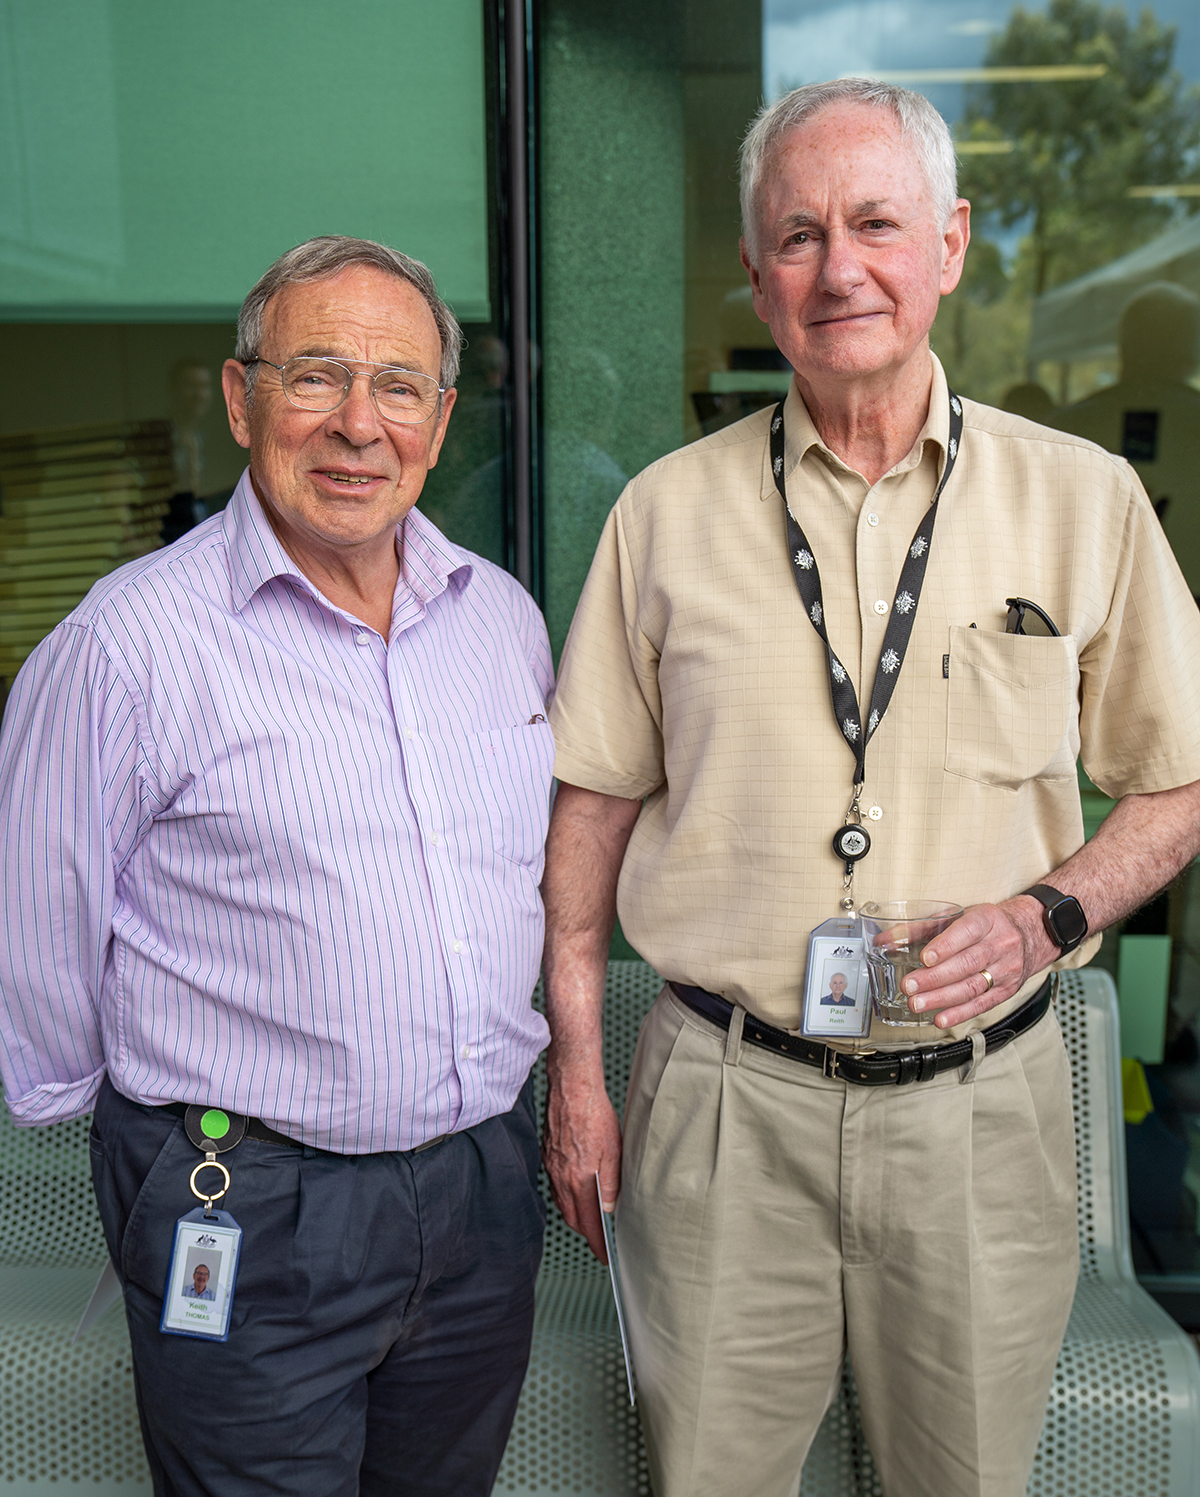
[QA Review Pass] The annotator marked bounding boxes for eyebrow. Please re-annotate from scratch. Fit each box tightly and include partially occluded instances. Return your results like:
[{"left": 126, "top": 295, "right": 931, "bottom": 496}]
[
  {"left": 290, "top": 347, "right": 434, "bottom": 375},
  {"left": 775, "top": 199, "right": 898, "bottom": 234}
]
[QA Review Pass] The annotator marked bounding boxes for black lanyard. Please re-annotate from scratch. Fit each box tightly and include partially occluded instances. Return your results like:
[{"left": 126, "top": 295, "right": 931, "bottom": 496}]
[{"left": 770, "top": 389, "right": 963, "bottom": 902}]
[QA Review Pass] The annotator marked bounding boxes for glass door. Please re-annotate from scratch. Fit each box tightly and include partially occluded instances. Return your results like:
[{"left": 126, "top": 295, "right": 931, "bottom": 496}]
[{"left": 536, "top": 0, "right": 1200, "bottom": 1323}]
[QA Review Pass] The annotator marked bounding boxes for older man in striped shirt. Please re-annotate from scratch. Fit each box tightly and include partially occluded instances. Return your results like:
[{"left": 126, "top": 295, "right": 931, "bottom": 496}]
[{"left": 0, "top": 237, "right": 554, "bottom": 1496}]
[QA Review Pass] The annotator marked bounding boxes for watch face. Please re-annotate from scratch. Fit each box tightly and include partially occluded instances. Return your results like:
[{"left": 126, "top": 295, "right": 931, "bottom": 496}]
[{"left": 1049, "top": 896, "right": 1088, "bottom": 948}]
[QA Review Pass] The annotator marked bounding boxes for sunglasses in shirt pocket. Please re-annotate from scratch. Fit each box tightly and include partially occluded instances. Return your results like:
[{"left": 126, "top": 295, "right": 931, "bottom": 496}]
[
  {"left": 469, "top": 718, "right": 556, "bottom": 869},
  {"left": 944, "top": 625, "right": 1079, "bottom": 790}
]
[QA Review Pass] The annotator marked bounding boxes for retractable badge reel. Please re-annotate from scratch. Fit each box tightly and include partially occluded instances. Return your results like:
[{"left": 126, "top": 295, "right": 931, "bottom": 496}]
[
  {"left": 801, "top": 789, "right": 872, "bottom": 1039},
  {"left": 159, "top": 1107, "right": 245, "bottom": 1342}
]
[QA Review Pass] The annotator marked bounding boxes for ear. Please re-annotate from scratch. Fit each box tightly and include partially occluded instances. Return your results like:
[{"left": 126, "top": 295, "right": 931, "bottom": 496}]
[
  {"left": 939, "top": 200, "right": 971, "bottom": 297},
  {"left": 740, "top": 238, "right": 771, "bottom": 325},
  {"left": 425, "top": 386, "right": 458, "bottom": 469},
  {"left": 222, "top": 360, "right": 252, "bottom": 449}
]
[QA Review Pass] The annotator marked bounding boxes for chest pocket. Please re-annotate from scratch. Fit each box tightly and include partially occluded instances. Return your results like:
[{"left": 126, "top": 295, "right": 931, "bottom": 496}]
[
  {"left": 944, "top": 626, "right": 1079, "bottom": 790},
  {"left": 469, "top": 720, "right": 556, "bottom": 870}
]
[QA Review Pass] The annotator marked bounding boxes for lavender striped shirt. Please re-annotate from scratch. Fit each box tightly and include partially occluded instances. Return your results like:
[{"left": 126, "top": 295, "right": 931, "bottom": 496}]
[{"left": 0, "top": 472, "right": 554, "bottom": 1152}]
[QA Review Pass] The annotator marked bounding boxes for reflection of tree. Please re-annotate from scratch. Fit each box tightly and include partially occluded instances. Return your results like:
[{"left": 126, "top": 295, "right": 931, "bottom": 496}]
[
  {"left": 958, "top": 0, "right": 1200, "bottom": 298},
  {"left": 934, "top": 0, "right": 1200, "bottom": 406}
]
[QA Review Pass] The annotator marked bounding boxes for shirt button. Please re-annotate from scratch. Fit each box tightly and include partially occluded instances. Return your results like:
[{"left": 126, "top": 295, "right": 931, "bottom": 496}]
[
  {"left": 873, "top": 599, "right": 889, "bottom": 615},
  {"left": 355, "top": 632, "right": 371, "bottom": 647},
  {"left": 429, "top": 833, "right": 440, "bottom": 846},
  {"left": 866, "top": 512, "right": 880, "bottom": 527},
  {"left": 866, "top": 805, "right": 884, "bottom": 821},
  {"left": 404, "top": 727, "right": 415, "bottom": 740},
  {"left": 461, "top": 1044, "right": 471, "bottom": 1060},
  {"left": 452, "top": 940, "right": 463, "bottom": 953}
]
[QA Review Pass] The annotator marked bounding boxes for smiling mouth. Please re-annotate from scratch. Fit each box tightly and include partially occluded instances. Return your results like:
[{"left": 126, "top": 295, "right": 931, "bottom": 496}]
[{"left": 320, "top": 471, "right": 379, "bottom": 486}]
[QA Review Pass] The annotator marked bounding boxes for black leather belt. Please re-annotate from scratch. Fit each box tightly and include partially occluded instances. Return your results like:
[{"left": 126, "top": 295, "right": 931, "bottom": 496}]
[
  {"left": 153, "top": 1102, "right": 448, "bottom": 1154},
  {"left": 668, "top": 975, "right": 1054, "bottom": 1086},
  {"left": 156, "top": 1101, "right": 303, "bottom": 1147}
]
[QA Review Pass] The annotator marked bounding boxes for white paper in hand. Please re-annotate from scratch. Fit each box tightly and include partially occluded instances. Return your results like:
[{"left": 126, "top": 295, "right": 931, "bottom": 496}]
[
  {"left": 73, "top": 1259, "right": 123, "bottom": 1343},
  {"left": 596, "top": 1171, "right": 636, "bottom": 1407}
]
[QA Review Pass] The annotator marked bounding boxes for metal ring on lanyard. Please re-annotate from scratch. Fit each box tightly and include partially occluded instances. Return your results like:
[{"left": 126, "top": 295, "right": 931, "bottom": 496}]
[{"left": 189, "top": 1159, "right": 231, "bottom": 1206}]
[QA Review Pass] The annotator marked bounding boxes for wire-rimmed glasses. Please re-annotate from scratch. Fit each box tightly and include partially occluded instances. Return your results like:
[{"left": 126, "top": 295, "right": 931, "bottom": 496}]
[{"left": 244, "top": 357, "right": 446, "bottom": 425}]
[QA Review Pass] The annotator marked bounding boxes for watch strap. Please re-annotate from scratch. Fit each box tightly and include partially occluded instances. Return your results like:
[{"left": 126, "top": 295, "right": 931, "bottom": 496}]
[{"left": 1020, "top": 883, "right": 1088, "bottom": 955}]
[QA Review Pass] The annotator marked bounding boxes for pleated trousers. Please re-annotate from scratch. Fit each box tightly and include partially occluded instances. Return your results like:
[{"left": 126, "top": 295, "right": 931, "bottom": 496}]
[{"left": 616, "top": 988, "right": 1078, "bottom": 1497}]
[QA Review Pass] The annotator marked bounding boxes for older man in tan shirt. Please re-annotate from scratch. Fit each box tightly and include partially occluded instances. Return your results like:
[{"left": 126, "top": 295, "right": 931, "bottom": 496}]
[{"left": 542, "top": 79, "right": 1200, "bottom": 1497}]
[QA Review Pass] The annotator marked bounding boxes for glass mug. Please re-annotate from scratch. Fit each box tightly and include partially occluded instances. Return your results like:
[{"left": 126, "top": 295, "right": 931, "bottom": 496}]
[{"left": 858, "top": 901, "right": 964, "bottom": 1027}]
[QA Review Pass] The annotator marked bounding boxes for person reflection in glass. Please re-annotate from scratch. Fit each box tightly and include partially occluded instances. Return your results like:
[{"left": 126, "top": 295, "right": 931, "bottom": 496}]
[{"left": 1054, "top": 283, "right": 1200, "bottom": 598}]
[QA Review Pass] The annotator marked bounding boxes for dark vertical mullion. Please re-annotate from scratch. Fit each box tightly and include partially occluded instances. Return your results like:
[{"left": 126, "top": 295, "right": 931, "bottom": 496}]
[{"left": 497, "top": 0, "right": 538, "bottom": 597}]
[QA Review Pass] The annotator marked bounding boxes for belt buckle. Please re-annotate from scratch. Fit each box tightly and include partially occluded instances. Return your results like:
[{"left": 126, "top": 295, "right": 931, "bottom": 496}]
[{"left": 822, "top": 1048, "right": 840, "bottom": 1080}]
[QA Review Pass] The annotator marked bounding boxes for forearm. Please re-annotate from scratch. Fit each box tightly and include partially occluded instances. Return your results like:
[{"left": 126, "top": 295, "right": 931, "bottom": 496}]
[
  {"left": 540, "top": 782, "right": 641, "bottom": 1248},
  {"left": 910, "top": 777, "right": 1200, "bottom": 1026},
  {"left": 1033, "top": 778, "right": 1200, "bottom": 935},
  {"left": 541, "top": 782, "right": 641, "bottom": 1088}
]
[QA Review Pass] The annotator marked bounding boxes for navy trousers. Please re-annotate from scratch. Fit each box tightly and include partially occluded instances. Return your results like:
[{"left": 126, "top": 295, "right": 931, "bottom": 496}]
[{"left": 89, "top": 1077, "right": 545, "bottom": 1496}]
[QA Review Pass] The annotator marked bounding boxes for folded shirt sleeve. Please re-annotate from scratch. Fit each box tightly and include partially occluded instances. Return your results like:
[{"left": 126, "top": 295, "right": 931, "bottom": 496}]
[
  {"left": 550, "top": 501, "right": 666, "bottom": 800},
  {"left": 1079, "top": 462, "right": 1200, "bottom": 799}
]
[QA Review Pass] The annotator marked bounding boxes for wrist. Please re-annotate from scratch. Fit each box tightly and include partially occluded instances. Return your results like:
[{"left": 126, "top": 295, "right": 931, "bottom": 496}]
[
  {"left": 545, "top": 1048, "right": 607, "bottom": 1097},
  {"left": 1019, "top": 883, "right": 1089, "bottom": 957}
]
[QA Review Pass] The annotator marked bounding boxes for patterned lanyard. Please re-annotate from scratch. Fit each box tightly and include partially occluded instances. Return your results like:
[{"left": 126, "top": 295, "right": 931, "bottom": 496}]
[{"left": 770, "top": 389, "right": 963, "bottom": 906}]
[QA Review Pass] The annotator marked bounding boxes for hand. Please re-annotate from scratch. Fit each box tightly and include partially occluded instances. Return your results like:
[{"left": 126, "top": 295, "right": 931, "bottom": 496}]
[
  {"left": 899, "top": 897, "right": 1056, "bottom": 1029},
  {"left": 542, "top": 1070, "right": 622, "bottom": 1263}
]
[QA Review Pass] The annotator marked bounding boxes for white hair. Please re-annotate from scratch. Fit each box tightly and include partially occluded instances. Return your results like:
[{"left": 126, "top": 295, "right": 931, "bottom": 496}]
[
  {"left": 740, "top": 79, "right": 959, "bottom": 261},
  {"left": 235, "top": 236, "right": 464, "bottom": 396}
]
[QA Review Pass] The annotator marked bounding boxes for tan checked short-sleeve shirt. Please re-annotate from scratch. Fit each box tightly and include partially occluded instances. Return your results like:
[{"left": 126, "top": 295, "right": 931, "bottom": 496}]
[{"left": 551, "top": 355, "right": 1200, "bottom": 1040}]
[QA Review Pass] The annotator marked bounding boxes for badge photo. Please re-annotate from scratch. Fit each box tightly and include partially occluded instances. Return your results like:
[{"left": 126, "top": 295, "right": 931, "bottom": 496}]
[
  {"left": 801, "top": 917, "right": 871, "bottom": 1038},
  {"left": 160, "top": 1208, "right": 243, "bottom": 1342}
]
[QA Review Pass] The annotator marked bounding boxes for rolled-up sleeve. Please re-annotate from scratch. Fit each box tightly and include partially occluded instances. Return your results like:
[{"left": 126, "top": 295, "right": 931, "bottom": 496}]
[{"left": 0, "top": 623, "right": 155, "bottom": 1123}]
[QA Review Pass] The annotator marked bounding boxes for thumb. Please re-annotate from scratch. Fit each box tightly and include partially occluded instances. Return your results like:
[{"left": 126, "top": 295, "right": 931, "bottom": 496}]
[{"left": 596, "top": 1161, "right": 620, "bottom": 1214}]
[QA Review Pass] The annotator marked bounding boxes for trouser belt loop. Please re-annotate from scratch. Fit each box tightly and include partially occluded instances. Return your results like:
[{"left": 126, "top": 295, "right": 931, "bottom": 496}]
[
  {"left": 961, "top": 1029, "right": 987, "bottom": 1085},
  {"left": 724, "top": 1002, "right": 746, "bottom": 1068}
]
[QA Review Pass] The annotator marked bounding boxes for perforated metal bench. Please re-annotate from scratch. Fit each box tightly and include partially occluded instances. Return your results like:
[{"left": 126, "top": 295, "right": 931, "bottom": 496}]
[
  {"left": 494, "top": 963, "right": 1200, "bottom": 1496},
  {"left": 2, "top": 965, "right": 1198, "bottom": 1493}
]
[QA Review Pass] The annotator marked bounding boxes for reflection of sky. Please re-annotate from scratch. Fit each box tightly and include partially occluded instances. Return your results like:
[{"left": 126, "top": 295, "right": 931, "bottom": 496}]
[{"left": 764, "top": 0, "right": 1200, "bottom": 117}]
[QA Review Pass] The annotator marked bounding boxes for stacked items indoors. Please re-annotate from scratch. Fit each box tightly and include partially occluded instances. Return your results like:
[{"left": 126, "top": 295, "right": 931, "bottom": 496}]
[{"left": 0, "top": 419, "right": 171, "bottom": 683}]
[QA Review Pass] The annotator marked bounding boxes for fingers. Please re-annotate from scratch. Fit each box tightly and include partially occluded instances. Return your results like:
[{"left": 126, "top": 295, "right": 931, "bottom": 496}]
[
  {"left": 900, "top": 903, "right": 1031, "bottom": 1028},
  {"left": 542, "top": 1081, "right": 623, "bottom": 1265}
]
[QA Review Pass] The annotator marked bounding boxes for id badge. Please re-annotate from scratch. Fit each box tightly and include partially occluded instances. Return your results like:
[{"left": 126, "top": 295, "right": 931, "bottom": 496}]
[
  {"left": 160, "top": 1207, "right": 242, "bottom": 1342},
  {"left": 800, "top": 916, "right": 871, "bottom": 1038}
]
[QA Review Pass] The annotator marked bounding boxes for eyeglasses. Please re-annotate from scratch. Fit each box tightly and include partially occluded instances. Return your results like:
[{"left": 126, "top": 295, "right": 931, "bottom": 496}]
[
  {"left": 244, "top": 357, "right": 445, "bottom": 425},
  {"left": 1005, "top": 597, "right": 1060, "bottom": 638}
]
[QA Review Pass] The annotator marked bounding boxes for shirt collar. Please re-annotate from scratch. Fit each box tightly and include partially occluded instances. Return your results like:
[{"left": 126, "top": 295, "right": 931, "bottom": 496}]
[
  {"left": 763, "top": 352, "right": 953, "bottom": 496},
  {"left": 223, "top": 469, "right": 474, "bottom": 617}
]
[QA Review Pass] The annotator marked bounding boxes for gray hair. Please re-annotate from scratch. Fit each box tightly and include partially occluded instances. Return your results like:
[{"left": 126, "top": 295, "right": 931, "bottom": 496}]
[
  {"left": 234, "top": 236, "right": 464, "bottom": 395},
  {"left": 740, "top": 79, "right": 959, "bottom": 261}
]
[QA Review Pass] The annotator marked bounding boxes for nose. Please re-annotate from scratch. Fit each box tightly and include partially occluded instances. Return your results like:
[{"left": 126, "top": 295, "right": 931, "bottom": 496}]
[
  {"left": 817, "top": 226, "right": 868, "bottom": 299},
  {"left": 326, "top": 371, "right": 384, "bottom": 446}
]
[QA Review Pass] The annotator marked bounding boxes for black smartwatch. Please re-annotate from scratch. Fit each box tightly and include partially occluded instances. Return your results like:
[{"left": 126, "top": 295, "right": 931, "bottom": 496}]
[{"left": 1021, "top": 884, "right": 1089, "bottom": 956}]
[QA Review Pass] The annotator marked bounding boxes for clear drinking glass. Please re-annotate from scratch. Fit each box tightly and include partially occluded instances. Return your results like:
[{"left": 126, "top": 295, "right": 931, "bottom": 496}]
[{"left": 859, "top": 902, "right": 965, "bottom": 1027}]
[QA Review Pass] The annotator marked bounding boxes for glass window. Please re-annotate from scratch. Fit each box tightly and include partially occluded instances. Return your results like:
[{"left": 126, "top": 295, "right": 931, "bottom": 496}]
[
  {"left": 0, "top": 0, "right": 507, "bottom": 692},
  {"left": 539, "top": 0, "right": 1200, "bottom": 1320}
]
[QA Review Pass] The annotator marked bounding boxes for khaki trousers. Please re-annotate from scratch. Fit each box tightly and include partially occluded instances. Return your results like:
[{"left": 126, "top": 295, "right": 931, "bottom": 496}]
[{"left": 615, "top": 988, "right": 1078, "bottom": 1497}]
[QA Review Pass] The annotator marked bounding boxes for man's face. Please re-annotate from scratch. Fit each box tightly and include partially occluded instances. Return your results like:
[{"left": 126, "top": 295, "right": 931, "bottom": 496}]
[
  {"left": 222, "top": 266, "right": 456, "bottom": 557},
  {"left": 741, "top": 104, "right": 969, "bottom": 390},
  {"left": 830, "top": 974, "right": 847, "bottom": 1000},
  {"left": 193, "top": 1266, "right": 209, "bottom": 1293}
]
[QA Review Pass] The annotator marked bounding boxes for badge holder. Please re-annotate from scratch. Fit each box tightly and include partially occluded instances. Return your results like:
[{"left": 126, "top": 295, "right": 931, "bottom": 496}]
[
  {"left": 801, "top": 916, "right": 871, "bottom": 1039},
  {"left": 159, "top": 1108, "right": 245, "bottom": 1342}
]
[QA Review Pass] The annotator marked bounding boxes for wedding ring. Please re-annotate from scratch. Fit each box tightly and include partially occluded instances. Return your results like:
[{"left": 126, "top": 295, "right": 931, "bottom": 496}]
[{"left": 980, "top": 969, "right": 994, "bottom": 992}]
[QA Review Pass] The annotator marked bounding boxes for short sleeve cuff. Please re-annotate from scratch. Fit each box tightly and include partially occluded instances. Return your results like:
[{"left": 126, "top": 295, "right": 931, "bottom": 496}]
[{"left": 553, "top": 743, "right": 660, "bottom": 801}]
